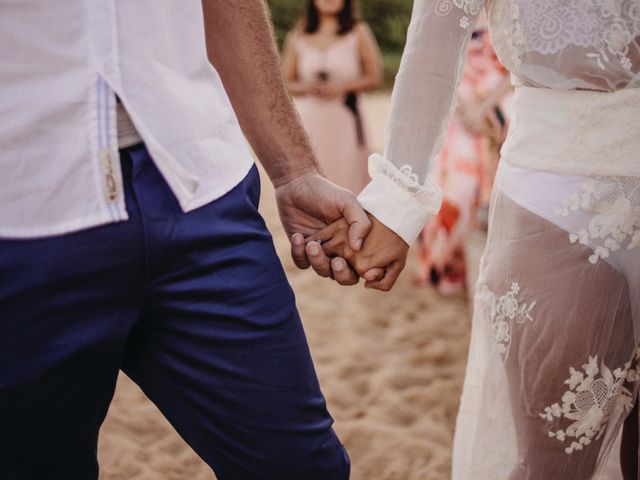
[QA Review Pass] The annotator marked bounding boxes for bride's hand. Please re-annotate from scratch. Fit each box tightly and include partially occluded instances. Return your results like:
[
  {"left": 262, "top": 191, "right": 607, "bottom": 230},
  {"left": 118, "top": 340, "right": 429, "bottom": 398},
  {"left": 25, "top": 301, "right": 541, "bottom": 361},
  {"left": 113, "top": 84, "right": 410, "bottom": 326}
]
[{"left": 308, "top": 214, "right": 409, "bottom": 291}]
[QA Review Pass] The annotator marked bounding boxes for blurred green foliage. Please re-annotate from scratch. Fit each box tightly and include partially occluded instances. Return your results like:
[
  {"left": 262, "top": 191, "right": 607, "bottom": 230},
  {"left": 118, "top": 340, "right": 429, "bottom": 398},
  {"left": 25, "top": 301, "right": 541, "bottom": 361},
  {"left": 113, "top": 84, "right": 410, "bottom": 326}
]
[{"left": 267, "top": 0, "right": 413, "bottom": 87}]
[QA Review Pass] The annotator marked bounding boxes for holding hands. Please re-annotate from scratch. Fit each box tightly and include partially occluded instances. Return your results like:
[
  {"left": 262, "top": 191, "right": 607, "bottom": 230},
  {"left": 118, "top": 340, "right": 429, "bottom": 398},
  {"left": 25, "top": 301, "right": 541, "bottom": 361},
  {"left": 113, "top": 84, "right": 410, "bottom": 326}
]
[{"left": 300, "top": 213, "right": 410, "bottom": 292}]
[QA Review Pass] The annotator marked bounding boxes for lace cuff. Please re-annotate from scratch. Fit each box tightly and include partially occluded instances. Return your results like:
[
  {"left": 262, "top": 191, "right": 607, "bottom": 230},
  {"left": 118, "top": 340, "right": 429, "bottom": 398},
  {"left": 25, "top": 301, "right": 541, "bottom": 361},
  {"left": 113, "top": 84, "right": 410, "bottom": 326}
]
[{"left": 357, "top": 153, "right": 442, "bottom": 245}]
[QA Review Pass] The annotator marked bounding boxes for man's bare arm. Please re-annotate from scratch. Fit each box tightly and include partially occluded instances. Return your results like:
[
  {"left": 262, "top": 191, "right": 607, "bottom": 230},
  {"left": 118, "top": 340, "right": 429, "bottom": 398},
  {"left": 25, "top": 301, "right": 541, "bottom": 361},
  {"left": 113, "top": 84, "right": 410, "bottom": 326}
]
[
  {"left": 201, "top": 0, "right": 317, "bottom": 187},
  {"left": 201, "top": 0, "right": 371, "bottom": 284}
]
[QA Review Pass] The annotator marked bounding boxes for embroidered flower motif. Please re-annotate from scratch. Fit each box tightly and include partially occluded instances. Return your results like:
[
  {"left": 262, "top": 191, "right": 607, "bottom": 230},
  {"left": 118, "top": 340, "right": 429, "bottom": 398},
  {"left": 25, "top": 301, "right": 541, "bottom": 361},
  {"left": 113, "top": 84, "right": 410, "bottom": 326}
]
[
  {"left": 541, "top": 351, "right": 640, "bottom": 455},
  {"left": 597, "top": 0, "right": 623, "bottom": 18},
  {"left": 603, "top": 22, "right": 632, "bottom": 55},
  {"left": 490, "top": 0, "right": 639, "bottom": 74},
  {"left": 433, "top": 0, "right": 485, "bottom": 23},
  {"left": 457, "top": 0, "right": 484, "bottom": 16},
  {"left": 591, "top": 1, "right": 637, "bottom": 70},
  {"left": 390, "top": 164, "right": 432, "bottom": 196},
  {"left": 620, "top": 55, "right": 633, "bottom": 70},
  {"left": 367, "top": 154, "right": 443, "bottom": 214},
  {"left": 557, "top": 177, "right": 640, "bottom": 264},
  {"left": 476, "top": 283, "right": 536, "bottom": 359},
  {"left": 527, "top": 5, "right": 580, "bottom": 55},
  {"left": 628, "top": 2, "right": 640, "bottom": 31},
  {"left": 487, "top": 0, "right": 524, "bottom": 67}
]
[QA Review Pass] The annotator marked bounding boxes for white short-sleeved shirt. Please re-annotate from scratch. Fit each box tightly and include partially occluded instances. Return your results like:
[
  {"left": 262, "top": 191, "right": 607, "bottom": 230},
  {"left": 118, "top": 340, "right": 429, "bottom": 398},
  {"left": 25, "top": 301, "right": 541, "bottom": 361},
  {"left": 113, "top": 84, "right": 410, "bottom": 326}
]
[{"left": 0, "top": 0, "right": 254, "bottom": 238}]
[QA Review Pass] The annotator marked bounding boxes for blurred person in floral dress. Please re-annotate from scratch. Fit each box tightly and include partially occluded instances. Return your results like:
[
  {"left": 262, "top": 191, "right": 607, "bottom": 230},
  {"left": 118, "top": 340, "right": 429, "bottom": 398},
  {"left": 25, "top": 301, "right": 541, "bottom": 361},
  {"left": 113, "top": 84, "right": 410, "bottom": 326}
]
[{"left": 416, "top": 22, "right": 512, "bottom": 294}]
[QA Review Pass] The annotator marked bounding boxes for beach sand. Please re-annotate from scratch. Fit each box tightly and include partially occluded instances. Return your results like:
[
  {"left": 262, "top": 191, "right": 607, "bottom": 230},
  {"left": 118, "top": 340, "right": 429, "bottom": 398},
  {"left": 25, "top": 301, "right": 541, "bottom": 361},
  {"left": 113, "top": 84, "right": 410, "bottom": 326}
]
[{"left": 98, "top": 94, "right": 472, "bottom": 480}]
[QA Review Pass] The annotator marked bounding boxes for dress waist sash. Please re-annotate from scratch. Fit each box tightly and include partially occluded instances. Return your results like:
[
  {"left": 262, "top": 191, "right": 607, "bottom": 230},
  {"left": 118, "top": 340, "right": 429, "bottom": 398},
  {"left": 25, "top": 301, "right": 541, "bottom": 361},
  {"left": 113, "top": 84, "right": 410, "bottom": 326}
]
[{"left": 500, "top": 86, "right": 640, "bottom": 177}]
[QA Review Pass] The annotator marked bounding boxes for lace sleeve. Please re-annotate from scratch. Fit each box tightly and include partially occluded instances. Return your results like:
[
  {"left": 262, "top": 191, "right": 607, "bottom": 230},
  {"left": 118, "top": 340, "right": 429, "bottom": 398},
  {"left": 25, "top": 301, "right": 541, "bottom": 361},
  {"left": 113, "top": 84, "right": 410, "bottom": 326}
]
[{"left": 358, "top": 0, "right": 485, "bottom": 245}]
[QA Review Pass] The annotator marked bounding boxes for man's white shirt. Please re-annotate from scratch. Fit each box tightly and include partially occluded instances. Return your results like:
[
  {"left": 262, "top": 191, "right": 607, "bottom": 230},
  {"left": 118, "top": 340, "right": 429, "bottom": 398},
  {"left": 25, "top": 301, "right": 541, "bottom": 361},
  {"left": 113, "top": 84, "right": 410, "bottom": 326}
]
[{"left": 0, "top": 0, "right": 254, "bottom": 238}]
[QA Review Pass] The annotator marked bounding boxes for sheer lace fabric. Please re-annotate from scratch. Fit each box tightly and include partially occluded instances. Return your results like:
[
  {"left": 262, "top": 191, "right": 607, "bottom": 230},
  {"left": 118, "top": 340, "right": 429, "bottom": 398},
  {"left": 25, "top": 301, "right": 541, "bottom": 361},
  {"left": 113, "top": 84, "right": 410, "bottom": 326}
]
[
  {"left": 453, "top": 163, "right": 640, "bottom": 479},
  {"left": 490, "top": 0, "right": 640, "bottom": 91},
  {"left": 358, "top": 0, "right": 640, "bottom": 244},
  {"left": 366, "top": 0, "right": 640, "bottom": 476}
]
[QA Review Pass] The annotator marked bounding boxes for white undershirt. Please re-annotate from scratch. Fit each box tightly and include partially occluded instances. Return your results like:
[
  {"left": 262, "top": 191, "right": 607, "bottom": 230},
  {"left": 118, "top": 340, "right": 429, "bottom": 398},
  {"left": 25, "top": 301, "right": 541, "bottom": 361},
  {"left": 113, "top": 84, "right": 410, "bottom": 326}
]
[{"left": 116, "top": 100, "right": 142, "bottom": 149}]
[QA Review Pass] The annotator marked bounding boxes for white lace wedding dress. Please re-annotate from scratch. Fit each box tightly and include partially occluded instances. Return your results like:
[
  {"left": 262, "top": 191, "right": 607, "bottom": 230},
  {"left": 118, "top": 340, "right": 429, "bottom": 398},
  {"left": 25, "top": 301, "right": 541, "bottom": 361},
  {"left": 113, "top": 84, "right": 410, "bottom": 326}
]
[{"left": 354, "top": 1, "right": 640, "bottom": 478}]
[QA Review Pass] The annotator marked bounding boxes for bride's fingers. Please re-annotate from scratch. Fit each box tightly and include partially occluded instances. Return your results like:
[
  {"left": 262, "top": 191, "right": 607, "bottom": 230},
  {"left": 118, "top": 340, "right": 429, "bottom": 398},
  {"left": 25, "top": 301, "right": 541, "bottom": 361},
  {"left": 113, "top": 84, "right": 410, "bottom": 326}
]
[
  {"left": 364, "top": 262, "right": 404, "bottom": 292},
  {"left": 362, "top": 267, "right": 384, "bottom": 282},
  {"left": 304, "top": 230, "right": 334, "bottom": 245},
  {"left": 320, "top": 241, "right": 342, "bottom": 257},
  {"left": 304, "top": 218, "right": 348, "bottom": 244},
  {"left": 321, "top": 236, "right": 353, "bottom": 258}
]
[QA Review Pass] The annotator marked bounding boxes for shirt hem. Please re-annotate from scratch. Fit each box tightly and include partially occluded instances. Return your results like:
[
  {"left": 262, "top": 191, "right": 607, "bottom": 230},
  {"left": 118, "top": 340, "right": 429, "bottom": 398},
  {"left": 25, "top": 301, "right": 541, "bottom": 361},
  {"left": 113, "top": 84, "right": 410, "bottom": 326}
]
[
  {"left": 182, "top": 159, "right": 256, "bottom": 212},
  {"left": 0, "top": 210, "right": 129, "bottom": 240}
]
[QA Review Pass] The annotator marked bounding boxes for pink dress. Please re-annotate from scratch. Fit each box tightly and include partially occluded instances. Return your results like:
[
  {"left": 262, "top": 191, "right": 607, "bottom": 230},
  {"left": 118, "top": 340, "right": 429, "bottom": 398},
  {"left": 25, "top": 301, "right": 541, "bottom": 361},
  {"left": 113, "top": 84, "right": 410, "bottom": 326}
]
[
  {"left": 416, "top": 33, "right": 510, "bottom": 292},
  {"left": 292, "top": 31, "right": 370, "bottom": 194}
]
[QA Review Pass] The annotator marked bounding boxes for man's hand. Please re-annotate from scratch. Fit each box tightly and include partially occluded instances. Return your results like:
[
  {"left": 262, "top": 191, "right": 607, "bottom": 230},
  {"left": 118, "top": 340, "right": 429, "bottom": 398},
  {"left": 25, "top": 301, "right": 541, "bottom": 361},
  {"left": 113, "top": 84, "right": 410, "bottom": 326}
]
[
  {"left": 274, "top": 171, "right": 371, "bottom": 284},
  {"left": 201, "top": 1, "right": 373, "bottom": 282},
  {"left": 308, "top": 214, "right": 409, "bottom": 291}
]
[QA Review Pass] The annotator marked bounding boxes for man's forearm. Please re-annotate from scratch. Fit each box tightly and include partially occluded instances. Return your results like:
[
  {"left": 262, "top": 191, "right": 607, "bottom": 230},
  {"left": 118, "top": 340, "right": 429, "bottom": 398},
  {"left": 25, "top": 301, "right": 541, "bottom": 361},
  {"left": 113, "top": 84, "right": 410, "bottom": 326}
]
[{"left": 202, "top": 0, "right": 318, "bottom": 186}]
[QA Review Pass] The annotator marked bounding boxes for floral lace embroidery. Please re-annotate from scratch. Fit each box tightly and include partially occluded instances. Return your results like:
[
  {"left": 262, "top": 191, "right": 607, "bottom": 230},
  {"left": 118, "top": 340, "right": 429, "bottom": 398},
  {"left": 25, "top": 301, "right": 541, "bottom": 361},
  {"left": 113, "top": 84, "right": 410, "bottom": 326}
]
[
  {"left": 434, "top": 0, "right": 485, "bottom": 16},
  {"left": 589, "top": 0, "right": 640, "bottom": 71},
  {"left": 368, "top": 153, "right": 443, "bottom": 211},
  {"left": 489, "top": 1, "right": 525, "bottom": 67},
  {"left": 434, "top": 0, "right": 486, "bottom": 30},
  {"left": 540, "top": 350, "right": 640, "bottom": 454},
  {"left": 490, "top": 0, "right": 640, "bottom": 73},
  {"left": 476, "top": 282, "right": 536, "bottom": 359},
  {"left": 555, "top": 177, "right": 640, "bottom": 264}
]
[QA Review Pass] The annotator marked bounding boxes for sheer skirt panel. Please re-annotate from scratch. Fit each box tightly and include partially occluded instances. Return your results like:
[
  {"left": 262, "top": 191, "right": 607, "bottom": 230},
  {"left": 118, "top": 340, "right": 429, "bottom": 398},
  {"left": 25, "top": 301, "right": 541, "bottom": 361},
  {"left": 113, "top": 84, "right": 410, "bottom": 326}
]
[{"left": 453, "top": 163, "right": 640, "bottom": 479}]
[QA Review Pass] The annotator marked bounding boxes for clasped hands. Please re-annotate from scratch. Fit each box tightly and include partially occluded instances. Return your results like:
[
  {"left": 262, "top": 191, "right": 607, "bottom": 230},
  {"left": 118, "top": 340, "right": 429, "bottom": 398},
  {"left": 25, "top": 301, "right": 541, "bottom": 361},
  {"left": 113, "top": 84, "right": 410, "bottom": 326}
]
[
  {"left": 274, "top": 169, "right": 408, "bottom": 292},
  {"left": 292, "top": 213, "right": 409, "bottom": 291}
]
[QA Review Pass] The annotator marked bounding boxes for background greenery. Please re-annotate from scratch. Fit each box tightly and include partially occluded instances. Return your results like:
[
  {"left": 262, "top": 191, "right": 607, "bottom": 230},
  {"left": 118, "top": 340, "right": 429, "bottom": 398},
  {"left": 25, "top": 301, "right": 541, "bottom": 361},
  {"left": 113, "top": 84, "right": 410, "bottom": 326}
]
[{"left": 267, "top": 0, "right": 413, "bottom": 87}]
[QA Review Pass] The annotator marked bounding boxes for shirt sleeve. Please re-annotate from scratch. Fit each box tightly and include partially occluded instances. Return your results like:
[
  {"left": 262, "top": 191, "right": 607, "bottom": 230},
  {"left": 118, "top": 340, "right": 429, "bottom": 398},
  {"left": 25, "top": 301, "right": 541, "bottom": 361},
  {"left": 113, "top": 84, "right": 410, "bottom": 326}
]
[{"left": 357, "top": 0, "right": 485, "bottom": 245}]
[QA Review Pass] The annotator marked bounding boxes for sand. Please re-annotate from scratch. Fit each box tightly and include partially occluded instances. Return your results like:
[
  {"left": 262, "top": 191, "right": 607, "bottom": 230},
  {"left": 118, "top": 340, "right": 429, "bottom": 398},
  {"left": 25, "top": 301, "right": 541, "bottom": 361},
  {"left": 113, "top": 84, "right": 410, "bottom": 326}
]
[{"left": 98, "top": 94, "right": 472, "bottom": 480}]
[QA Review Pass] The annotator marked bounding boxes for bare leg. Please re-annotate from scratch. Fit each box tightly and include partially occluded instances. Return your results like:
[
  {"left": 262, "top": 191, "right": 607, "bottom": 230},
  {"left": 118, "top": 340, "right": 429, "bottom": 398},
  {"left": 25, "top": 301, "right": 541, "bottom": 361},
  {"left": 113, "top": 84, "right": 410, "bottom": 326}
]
[{"left": 478, "top": 193, "right": 636, "bottom": 479}]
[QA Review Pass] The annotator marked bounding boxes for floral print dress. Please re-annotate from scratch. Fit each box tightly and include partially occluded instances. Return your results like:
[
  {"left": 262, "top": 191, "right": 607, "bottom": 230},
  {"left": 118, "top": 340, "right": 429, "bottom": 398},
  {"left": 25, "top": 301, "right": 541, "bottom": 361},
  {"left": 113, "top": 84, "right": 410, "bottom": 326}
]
[{"left": 415, "top": 31, "right": 510, "bottom": 293}]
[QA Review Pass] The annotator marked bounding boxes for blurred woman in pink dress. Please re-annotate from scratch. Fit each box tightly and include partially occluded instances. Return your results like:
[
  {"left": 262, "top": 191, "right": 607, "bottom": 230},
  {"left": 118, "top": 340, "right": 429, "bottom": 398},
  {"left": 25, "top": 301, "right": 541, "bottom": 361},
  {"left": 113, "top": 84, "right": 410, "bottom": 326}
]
[
  {"left": 282, "top": 0, "right": 382, "bottom": 194},
  {"left": 416, "top": 24, "right": 512, "bottom": 294}
]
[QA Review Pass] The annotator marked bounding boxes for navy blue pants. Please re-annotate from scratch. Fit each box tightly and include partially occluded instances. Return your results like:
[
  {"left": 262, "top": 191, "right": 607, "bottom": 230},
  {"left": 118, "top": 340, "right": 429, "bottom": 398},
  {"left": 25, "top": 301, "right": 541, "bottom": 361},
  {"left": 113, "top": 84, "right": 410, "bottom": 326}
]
[{"left": 0, "top": 145, "right": 349, "bottom": 480}]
